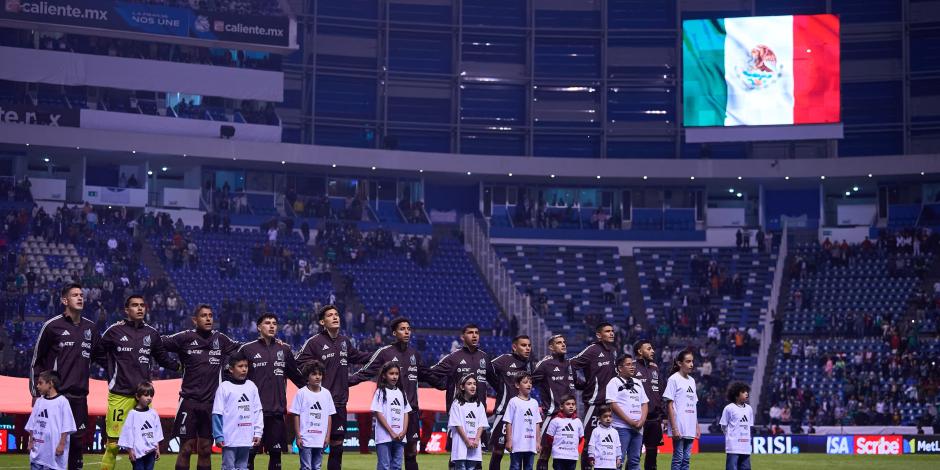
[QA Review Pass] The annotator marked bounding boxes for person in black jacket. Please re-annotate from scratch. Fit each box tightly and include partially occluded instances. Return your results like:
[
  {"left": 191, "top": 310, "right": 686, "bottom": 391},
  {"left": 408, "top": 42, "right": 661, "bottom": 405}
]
[
  {"left": 239, "top": 313, "right": 305, "bottom": 470},
  {"left": 349, "top": 317, "right": 430, "bottom": 470},
  {"left": 571, "top": 322, "right": 617, "bottom": 470},
  {"left": 634, "top": 339, "right": 666, "bottom": 470},
  {"left": 162, "top": 305, "right": 242, "bottom": 470},
  {"left": 294, "top": 305, "right": 371, "bottom": 470},
  {"left": 30, "top": 283, "right": 101, "bottom": 470},
  {"left": 97, "top": 294, "right": 179, "bottom": 470},
  {"left": 427, "top": 324, "right": 490, "bottom": 414},
  {"left": 532, "top": 334, "right": 578, "bottom": 470},
  {"left": 486, "top": 335, "right": 532, "bottom": 470}
]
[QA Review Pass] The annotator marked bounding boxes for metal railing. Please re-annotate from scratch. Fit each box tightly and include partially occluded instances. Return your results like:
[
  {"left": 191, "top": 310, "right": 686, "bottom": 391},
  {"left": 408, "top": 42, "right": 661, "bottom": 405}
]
[
  {"left": 460, "top": 214, "right": 549, "bottom": 358},
  {"left": 751, "top": 222, "right": 788, "bottom": 411}
]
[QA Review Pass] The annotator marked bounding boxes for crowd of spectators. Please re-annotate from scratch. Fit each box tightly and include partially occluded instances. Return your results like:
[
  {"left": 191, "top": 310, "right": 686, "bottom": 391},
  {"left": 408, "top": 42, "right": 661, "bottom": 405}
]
[
  {"left": 766, "top": 336, "right": 939, "bottom": 429},
  {"left": 765, "top": 229, "right": 940, "bottom": 428}
]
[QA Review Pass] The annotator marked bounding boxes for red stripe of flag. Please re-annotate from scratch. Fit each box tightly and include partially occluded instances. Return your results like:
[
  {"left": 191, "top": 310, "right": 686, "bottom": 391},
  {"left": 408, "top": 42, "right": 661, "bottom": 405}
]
[{"left": 792, "top": 14, "right": 841, "bottom": 124}]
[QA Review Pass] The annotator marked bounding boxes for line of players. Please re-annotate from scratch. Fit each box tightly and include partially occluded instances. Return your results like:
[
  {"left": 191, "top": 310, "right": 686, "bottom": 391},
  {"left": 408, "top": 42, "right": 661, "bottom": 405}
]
[{"left": 30, "top": 283, "right": 673, "bottom": 470}]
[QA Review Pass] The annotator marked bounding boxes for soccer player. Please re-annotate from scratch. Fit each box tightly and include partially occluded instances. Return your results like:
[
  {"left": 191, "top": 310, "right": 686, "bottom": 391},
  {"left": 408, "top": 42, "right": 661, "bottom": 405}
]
[
  {"left": 295, "top": 305, "right": 372, "bottom": 470},
  {"left": 238, "top": 313, "right": 306, "bottom": 470},
  {"left": 428, "top": 324, "right": 490, "bottom": 414},
  {"left": 532, "top": 334, "right": 578, "bottom": 470},
  {"left": 97, "top": 295, "right": 180, "bottom": 470},
  {"left": 349, "top": 317, "right": 430, "bottom": 470},
  {"left": 633, "top": 339, "right": 665, "bottom": 470},
  {"left": 163, "top": 304, "right": 242, "bottom": 470},
  {"left": 486, "top": 335, "right": 532, "bottom": 470},
  {"left": 570, "top": 322, "right": 617, "bottom": 470},
  {"left": 31, "top": 283, "right": 101, "bottom": 470}
]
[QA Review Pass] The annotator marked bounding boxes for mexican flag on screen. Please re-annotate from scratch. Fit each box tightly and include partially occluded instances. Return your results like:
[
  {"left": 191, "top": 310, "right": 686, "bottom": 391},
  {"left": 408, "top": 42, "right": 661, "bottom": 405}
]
[{"left": 683, "top": 14, "right": 840, "bottom": 127}]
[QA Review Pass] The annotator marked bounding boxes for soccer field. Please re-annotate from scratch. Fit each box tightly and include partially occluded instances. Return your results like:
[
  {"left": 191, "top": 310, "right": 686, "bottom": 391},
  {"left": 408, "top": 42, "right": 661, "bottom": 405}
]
[{"left": 1, "top": 453, "right": 936, "bottom": 470}]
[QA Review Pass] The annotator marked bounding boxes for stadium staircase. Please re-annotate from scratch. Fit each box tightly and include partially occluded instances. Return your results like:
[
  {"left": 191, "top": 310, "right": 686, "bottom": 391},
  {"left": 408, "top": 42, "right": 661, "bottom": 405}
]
[{"left": 622, "top": 255, "right": 648, "bottom": 328}]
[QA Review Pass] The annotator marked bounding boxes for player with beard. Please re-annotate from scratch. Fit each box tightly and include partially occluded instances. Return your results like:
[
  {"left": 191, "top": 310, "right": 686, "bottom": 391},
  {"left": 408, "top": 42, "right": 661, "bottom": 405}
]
[
  {"left": 570, "top": 323, "right": 618, "bottom": 470},
  {"left": 349, "top": 317, "right": 430, "bottom": 470},
  {"left": 238, "top": 314, "right": 306, "bottom": 470},
  {"left": 31, "top": 283, "right": 101, "bottom": 470},
  {"left": 532, "top": 334, "right": 579, "bottom": 470},
  {"left": 295, "top": 305, "right": 371, "bottom": 470},
  {"left": 633, "top": 339, "right": 666, "bottom": 470},
  {"left": 162, "top": 305, "right": 242, "bottom": 470},
  {"left": 96, "top": 294, "right": 180, "bottom": 470},
  {"left": 486, "top": 335, "right": 532, "bottom": 470}
]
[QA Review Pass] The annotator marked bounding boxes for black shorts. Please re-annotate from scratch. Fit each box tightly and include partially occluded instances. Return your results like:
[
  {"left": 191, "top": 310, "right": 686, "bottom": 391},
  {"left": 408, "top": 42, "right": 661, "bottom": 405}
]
[
  {"left": 489, "top": 414, "right": 508, "bottom": 449},
  {"left": 260, "top": 415, "right": 286, "bottom": 452},
  {"left": 173, "top": 397, "right": 213, "bottom": 440},
  {"left": 329, "top": 405, "right": 347, "bottom": 442},
  {"left": 581, "top": 403, "right": 605, "bottom": 455},
  {"left": 67, "top": 396, "right": 88, "bottom": 440},
  {"left": 406, "top": 410, "right": 420, "bottom": 446}
]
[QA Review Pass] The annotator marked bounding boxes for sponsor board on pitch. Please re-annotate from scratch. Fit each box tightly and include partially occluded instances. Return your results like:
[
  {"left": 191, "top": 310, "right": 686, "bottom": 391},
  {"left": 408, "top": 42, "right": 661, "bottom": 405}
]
[{"left": 903, "top": 435, "right": 940, "bottom": 454}]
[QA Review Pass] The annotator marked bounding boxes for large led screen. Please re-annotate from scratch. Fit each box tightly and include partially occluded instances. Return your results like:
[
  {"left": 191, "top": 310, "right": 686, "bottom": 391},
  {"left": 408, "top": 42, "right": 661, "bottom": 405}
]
[{"left": 682, "top": 14, "right": 840, "bottom": 142}]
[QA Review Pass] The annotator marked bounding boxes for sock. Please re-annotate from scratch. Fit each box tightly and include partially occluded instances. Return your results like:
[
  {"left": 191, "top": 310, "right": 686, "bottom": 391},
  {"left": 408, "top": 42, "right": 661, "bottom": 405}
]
[
  {"left": 247, "top": 447, "right": 257, "bottom": 470},
  {"left": 326, "top": 444, "right": 343, "bottom": 470},
  {"left": 404, "top": 454, "right": 419, "bottom": 470},
  {"left": 488, "top": 451, "right": 504, "bottom": 470},
  {"left": 268, "top": 451, "right": 281, "bottom": 470},
  {"left": 67, "top": 437, "right": 83, "bottom": 470},
  {"left": 101, "top": 442, "right": 118, "bottom": 470},
  {"left": 197, "top": 463, "right": 212, "bottom": 470}
]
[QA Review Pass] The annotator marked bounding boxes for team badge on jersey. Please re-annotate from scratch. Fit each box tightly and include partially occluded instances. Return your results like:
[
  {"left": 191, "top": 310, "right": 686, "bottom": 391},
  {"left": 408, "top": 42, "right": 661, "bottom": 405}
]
[
  {"left": 84, "top": 329, "right": 91, "bottom": 341},
  {"left": 277, "top": 350, "right": 284, "bottom": 361},
  {"left": 212, "top": 338, "right": 220, "bottom": 350},
  {"left": 143, "top": 335, "right": 151, "bottom": 347}
]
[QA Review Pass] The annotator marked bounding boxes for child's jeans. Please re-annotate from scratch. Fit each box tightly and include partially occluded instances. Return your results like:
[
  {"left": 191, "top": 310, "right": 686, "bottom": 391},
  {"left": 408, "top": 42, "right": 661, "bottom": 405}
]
[
  {"left": 509, "top": 451, "right": 535, "bottom": 470},
  {"left": 376, "top": 441, "right": 404, "bottom": 470},
  {"left": 222, "top": 446, "right": 251, "bottom": 470},
  {"left": 131, "top": 451, "right": 156, "bottom": 470},
  {"left": 298, "top": 447, "right": 324, "bottom": 470}
]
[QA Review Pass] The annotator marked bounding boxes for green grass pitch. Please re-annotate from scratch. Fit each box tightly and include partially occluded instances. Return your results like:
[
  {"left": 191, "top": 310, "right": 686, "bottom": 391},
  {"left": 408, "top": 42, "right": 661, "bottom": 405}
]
[{"left": 0, "top": 452, "right": 936, "bottom": 470}]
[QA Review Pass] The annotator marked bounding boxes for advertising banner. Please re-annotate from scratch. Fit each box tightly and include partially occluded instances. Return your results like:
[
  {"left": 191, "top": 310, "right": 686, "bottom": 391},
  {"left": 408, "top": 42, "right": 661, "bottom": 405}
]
[
  {"left": 903, "top": 435, "right": 940, "bottom": 454},
  {"left": 1, "top": 0, "right": 292, "bottom": 48},
  {"left": 0, "top": 103, "right": 79, "bottom": 127}
]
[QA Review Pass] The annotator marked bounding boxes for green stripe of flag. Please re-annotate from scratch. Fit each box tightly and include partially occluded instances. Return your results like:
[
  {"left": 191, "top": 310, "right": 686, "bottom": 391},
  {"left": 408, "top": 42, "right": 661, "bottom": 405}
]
[{"left": 683, "top": 18, "right": 727, "bottom": 127}]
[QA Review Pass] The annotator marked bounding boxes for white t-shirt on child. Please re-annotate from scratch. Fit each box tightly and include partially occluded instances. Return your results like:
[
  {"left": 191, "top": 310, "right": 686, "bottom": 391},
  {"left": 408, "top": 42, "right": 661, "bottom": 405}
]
[
  {"left": 663, "top": 372, "right": 698, "bottom": 438},
  {"left": 544, "top": 415, "right": 583, "bottom": 461},
  {"left": 502, "top": 396, "right": 542, "bottom": 453},
  {"left": 118, "top": 408, "right": 163, "bottom": 458},
  {"left": 289, "top": 387, "right": 337, "bottom": 449},
  {"left": 447, "top": 400, "right": 489, "bottom": 462},
  {"left": 719, "top": 403, "right": 754, "bottom": 455},
  {"left": 371, "top": 387, "right": 412, "bottom": 445},
  {"left": 26, "top": 395, "right": 76, "bottom": 470},
  {"left": 605, "top": 376, "right": 649, "bottom": 429}
]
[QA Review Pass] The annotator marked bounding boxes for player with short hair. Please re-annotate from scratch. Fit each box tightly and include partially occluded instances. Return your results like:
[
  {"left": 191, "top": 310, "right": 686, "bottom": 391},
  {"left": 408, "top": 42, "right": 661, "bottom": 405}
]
[
  {"left": 349, "top": 317, "right": 430, "bottom": 470},
  {"left": 486, "top": 334, "right": 532, "bottom": 470},
  {"left": 162, "top": 304, "right": 242, "bottom": 470},
  {"left": 633, "top": 339, "right": 665, "bottom": 470},
  {"left": 295, "top": 305, "right": 372, "bottom": 470},
  {"left": 532, "top": 334, "right": 579, "bottom": 470},
  {"left": 238, "top": 313, "right": 306, "bottom": 470},
  {"left": 570, "top": 322, "right": 617, "bottom": 470},
  {"left": 97, "top": 295, "right": 179, "bottom": 470},
  {"left": 31, "top": 283, "right": 101, "bottom": 470}
]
